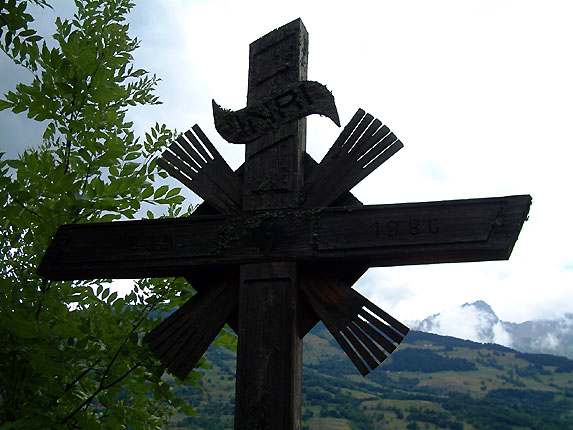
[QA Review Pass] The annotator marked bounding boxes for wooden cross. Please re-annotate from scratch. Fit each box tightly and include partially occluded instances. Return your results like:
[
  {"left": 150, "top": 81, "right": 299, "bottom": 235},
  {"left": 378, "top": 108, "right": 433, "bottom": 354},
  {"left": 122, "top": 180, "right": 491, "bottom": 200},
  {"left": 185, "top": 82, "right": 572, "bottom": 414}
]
[{"left": 38, "top": 19, "right": 531, "bottom": 430}]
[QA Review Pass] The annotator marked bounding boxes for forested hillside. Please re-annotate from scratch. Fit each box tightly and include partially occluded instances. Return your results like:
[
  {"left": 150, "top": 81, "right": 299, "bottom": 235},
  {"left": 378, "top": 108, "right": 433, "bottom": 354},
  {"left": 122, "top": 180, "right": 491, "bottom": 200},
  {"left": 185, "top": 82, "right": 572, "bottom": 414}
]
[{"left": 167, "top": 325, "right": 573, "bottom": 429}]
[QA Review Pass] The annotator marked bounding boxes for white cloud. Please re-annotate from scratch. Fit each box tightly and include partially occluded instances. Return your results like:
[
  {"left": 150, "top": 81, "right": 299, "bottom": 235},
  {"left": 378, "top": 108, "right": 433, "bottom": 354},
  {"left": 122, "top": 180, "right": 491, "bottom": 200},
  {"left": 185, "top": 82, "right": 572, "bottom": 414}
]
[
  {"left": 491, "top": 323, "right": 512, "bottom": 348},
  {"left": 414, "top": 302, "right": 513, "bottom": 346},
  {"left": 535, "top": 332, "right": 560, "bottom": 352}
]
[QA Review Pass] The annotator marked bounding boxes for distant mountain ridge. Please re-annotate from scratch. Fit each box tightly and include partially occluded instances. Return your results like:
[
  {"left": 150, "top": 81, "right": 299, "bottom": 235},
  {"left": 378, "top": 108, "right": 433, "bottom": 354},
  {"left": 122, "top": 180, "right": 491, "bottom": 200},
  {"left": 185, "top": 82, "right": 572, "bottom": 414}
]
[
  {"left": 410, "top": 300, "right": 573, "bottom": 359},
  {"left": 170, "top": 322, "right": 573, "bottom": 429}
]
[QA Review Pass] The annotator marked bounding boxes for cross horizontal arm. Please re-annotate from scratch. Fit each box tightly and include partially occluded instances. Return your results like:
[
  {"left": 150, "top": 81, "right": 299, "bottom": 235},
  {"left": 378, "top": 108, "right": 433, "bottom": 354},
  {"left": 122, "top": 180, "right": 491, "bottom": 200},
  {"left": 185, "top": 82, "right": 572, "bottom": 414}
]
[{"left": 38, "top": 195, "right": 531, "bottom": 280}]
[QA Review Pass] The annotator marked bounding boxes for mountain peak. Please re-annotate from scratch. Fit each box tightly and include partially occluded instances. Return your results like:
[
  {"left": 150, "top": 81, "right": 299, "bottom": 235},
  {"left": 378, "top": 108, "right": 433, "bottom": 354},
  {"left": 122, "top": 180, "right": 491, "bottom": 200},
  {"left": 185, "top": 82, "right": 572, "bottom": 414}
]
[
  {"left": 411, "top": 300, "right": 573, "bottom": 359},
  {"left": 412, "top": 300, "right": 505, "bottom": 346},
  {"left": 462, "top": 300, "right": 496, "bottom": 317}
]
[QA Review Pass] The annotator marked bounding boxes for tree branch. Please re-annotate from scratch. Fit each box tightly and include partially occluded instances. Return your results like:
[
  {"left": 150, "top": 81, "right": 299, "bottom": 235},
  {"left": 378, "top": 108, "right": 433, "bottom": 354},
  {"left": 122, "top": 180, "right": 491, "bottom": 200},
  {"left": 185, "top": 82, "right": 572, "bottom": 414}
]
[
  {"left": 63, "top": 358, "right": 102, "bottom": 393},
  {"left": 98, "top": 303, "right": 152, "bottom": 386},
  {"left": 12, "top": 197, "right": 46, "bottom": 221},
  {"left": 101, "top": 361, "right": 142, "bottom": 390},
  {"left": 61, "top": 361, "right": 142, "bottom": 425},
  {"left": 61, "top": 300, "right": 155, "bottom": 424}
]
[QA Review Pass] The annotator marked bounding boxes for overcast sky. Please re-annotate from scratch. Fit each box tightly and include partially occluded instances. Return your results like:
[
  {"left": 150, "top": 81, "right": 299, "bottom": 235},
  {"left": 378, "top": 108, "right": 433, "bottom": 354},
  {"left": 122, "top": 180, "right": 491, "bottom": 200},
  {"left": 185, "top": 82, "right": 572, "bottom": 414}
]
[{"left": 2, "top": 0, "right": 573, "bottom": 324}]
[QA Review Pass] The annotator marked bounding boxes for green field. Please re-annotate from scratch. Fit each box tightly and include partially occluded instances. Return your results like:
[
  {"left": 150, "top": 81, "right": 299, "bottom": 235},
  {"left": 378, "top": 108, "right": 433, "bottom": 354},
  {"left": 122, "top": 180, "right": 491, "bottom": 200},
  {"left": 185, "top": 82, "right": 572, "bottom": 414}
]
[{"left": 169, "top": 326, "right": 573, "bottom": 430}]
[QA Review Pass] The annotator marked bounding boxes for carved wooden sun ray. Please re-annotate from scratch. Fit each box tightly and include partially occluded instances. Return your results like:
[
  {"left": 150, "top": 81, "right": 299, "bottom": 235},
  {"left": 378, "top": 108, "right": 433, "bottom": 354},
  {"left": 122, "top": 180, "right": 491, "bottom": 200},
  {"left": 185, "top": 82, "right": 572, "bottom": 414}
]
[{"left": 156, "top": 125, "right": 242, "bottom": 213}]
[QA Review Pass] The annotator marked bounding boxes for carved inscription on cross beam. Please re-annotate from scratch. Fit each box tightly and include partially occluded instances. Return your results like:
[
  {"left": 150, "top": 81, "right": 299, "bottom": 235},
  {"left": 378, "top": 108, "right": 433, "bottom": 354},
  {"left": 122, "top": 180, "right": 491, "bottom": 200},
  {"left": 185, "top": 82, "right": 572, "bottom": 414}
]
[
  {"left": 38, "top": 18, "right": 531, "bottom": 430},
  {"left": 40, "top": 195, "right": 530, "bottom": 278}
]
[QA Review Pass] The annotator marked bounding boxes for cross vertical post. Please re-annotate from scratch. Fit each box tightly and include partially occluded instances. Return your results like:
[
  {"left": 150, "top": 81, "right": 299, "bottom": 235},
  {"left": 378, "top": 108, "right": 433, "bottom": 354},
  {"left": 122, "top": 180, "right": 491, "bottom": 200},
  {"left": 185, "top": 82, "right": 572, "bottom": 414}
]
[{"left": 234, "top": 19, "right": 308, "bottom": 429}]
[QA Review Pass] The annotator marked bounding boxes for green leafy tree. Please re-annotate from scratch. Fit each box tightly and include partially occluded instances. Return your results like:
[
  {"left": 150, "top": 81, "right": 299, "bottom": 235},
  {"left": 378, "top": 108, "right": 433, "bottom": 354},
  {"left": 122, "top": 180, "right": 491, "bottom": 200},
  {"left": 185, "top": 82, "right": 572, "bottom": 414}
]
[
  {"left": 0, "top": 0, "right": 49, "bottom": 70},
  {"left": 0, "top": 1, "right": 236, "bottom": 428}
]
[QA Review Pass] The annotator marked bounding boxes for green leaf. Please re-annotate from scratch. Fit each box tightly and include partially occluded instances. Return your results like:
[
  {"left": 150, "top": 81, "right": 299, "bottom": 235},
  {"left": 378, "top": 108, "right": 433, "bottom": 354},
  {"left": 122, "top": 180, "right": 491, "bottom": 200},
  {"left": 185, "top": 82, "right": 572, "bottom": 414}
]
[
  {"left": 113, "top": 298, "right": 124, "bottom": 310},
  {"left": 179, "top": 404, "right": 196, "bottom": 416},
  {"left": 171, "top": 397, "right": 185, "bottom": 408},
  {"left": 140, "top": 186, "right": 153, "bottom": 200},
  {"left": 5, "top": 30, "right": 13, "bottom": 48},
  {"left": 100, "top": 213, "right": 121, "bottom": 222},
  {"left": 26, "top": 35, "right": 42, "bottom": 43},
  {"left": 108, "top": 164, "right": 119, "bottom": 176},
  {"left": 108, "top": 291, "right": 118, "bottom": 303},
  {"left": 19, "top": 29, "right": 36, "bottom": 38},
  {"left": 153, "top": 185, "right": 168, "bottom": 198},
  {"left": 165, "top": 187, "right": 180, "bottom": 198},
  {"left": 0, "top": 99, "right": 13, "bottom": 111},
  {"left": 42, "top": 122, "right": 55, "bottom": 140}
]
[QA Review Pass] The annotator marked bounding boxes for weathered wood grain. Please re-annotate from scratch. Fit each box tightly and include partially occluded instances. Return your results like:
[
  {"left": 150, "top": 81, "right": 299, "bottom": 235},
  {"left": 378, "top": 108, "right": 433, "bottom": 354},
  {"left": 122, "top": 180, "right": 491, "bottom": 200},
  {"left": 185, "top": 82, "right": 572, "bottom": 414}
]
[
  {"left": 235, "top": 262, "right": 301, "bottom": 429},
  {"left": 242, "top": 19, "right": 308, "bottom": 211},
  {"left": 38, "top": 195, "right": 531, "bottom": 280},
  {"left": 183, "top": 266, "right": 240, "bottom": 333},
  {"left": 234, "top": 18, "right": 308, "bottom": 430}
]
